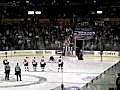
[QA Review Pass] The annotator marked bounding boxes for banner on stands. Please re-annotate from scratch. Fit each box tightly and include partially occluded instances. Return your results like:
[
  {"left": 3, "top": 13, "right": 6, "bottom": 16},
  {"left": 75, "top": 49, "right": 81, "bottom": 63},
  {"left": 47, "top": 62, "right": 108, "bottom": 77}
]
[
  {"left": 83, "top": 51, "right": 94, "bottom": 55},
  {"left": 36, "top": 50, "right": 44, "bottom": 54},
  {"left": 94, "top": 51, "right": 119, "bottom": 56},
  {"left": 55, "top": 50, "right": 63, "bottom": 54},
  {"left": 14, "top": 50, "right": 34, "bottom": 55},
  {"left": 74, "top": 27, "right": 97, "bottom": 39},
  {"left": 0, "top": 50, "right": 119, "bottom": 57}
]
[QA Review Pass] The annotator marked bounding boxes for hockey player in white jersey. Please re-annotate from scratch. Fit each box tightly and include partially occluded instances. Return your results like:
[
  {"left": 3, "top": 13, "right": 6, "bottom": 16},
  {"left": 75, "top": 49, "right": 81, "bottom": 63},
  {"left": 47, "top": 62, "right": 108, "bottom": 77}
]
[
  {"left": 23, "top": 57, "right": 29, "bottom": 71},
  {"left": 3, "top": 56, "right": 9, "bottom": 66},
  {"left": 57, "top": 56, "right": 64, "bottom": 72},
  {"left": 41, "top": 56, "right": 45, "bottom": 61},
  {"left": 32, "top": 57, "right": 37, "bottom": 71},
  {"left": 40, "top": 56, "right": 46, "bottom": 71},
  {"left": 3, "top": 59, "right": 9, "bottom": 65}
]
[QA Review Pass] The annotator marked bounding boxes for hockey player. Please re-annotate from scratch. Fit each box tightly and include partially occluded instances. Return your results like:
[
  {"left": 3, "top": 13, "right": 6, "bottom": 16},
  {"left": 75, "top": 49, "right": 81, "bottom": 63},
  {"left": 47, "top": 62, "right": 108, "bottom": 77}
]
[
  {"left": 57, "top": 56, "right": 64, "bottom": 72},
  {"left": 4, "top": 62, "right": 10, "bottom": 80},
  {"left": 23, "top": 57, "right": 29, "bottom": 71},
  {"left": 76, "top": 47, "right": 80, "bottom": 60},
  {"left": 15, "top": 63, "right": 22, "bottom": 81},
  {"left": 78, "top": 50, "right": 83, "bottom": 60},
  {"left": 3, "top": 59, "right": 9, "bottom": 65},
  {"left": 32, "top": 57, "right": 37, "bottom": 71},
  {"left": 41, "top": 56, "right": 45, "bottom": 61},
  {"left": 40, "top": 57, "right": 46, "bottom": 71},
  {"left": 49, "top": 56, "right": 55, "bottom": 62}
]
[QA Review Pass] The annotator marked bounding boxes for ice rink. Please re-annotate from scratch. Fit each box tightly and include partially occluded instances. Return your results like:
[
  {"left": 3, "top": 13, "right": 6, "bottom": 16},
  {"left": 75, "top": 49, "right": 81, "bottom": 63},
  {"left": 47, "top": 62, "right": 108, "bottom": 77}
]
[{"left": 0, "top": 56, "right": 119, "bottom": 90}]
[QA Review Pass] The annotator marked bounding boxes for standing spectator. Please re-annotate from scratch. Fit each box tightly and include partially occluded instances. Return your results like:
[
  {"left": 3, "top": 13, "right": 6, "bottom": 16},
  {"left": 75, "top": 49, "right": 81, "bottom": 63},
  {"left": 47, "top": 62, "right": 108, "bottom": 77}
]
[
  {"left": 4, "top": 62, "right": 10, "bottom": 80},
  {"left": 116, "top": 73, "right": 120, "bottom": 90},
  {"left": 15, "top": 63, "right": 22, "bottom": 81}
]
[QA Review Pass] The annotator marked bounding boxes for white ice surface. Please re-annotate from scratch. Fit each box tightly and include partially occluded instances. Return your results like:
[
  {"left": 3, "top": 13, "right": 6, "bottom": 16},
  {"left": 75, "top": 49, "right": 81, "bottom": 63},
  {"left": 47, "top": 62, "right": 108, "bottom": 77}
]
[{"left": 0, "top": 56, "right": 119, "bottom": 90}]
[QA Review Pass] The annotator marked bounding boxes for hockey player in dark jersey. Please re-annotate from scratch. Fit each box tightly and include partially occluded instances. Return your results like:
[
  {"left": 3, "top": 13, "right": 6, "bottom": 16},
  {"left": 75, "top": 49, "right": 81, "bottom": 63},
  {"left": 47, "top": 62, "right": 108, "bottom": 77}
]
[
  {"left": 78, "top": 50, "right": 84, "bottom": 60},
  {"left": 40, "top": 57, "right": 46, "bottom": 71},
  {"left": 23, "top": 57, "right": 29, "bottom": 71},
  {"left": 49, "top": 56, "right": 55, "bottom": 62},
  {"left": 57, "top": 56, "right": 64, "bottom": 72},
  {"left": 15, "top": 63, "right": 22, "bottom": 81},
  {"left": 32, "top": 57, "right": 37, "bottom": 71},
  {"left": 4, "top": 62, "right": 10, "bottom": 80}
]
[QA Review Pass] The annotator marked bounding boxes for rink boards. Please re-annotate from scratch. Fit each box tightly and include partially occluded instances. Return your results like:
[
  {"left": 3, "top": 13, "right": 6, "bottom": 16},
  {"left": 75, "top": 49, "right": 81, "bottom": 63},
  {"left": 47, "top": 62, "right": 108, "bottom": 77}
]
[{"left": 0, "top": 50, "right": 119, "bottom": 56}]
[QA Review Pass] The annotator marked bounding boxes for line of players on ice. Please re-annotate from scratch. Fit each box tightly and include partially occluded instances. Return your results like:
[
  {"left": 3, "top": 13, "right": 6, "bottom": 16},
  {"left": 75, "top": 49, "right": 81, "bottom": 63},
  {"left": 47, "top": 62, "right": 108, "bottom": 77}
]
[{"left": 3, "top": 56, "right": 64, "bottom": 72}]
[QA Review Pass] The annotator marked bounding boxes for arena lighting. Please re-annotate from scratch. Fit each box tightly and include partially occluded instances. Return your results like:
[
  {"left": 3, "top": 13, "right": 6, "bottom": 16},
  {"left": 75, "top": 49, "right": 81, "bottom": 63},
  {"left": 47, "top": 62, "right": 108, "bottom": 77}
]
[
  {"left": 26, "top": 0, "right": 29, "bottom": 3},
  {"left": 28, "top": 11, "right": 34, "bottom": 15},
  {"left": 97, "top": 11, "right": 103, "bottom": 14},
  {"left": 91, "top": 11, "right": 95, "bottom": 14},
  {"left": 35, "top": 11, "right": 41, "bottom": 14}
]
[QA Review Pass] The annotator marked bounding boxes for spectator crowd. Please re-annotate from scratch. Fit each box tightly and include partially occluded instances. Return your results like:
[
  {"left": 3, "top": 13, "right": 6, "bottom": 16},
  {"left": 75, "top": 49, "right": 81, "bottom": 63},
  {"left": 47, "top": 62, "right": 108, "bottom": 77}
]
[{"left": 0, "top": 19, "right": 120, "bottom": 51}]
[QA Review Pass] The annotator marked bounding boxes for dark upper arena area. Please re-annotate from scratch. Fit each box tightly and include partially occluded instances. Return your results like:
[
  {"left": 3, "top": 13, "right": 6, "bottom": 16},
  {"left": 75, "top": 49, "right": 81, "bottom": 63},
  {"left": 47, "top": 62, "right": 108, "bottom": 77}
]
[{"left": 0, "top": 0, "right": 120, "bottom": 51}]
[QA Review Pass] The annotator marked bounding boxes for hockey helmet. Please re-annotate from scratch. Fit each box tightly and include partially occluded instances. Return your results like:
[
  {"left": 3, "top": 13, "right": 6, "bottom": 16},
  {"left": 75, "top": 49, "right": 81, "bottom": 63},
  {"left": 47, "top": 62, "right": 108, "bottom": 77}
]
[{"left": 58, "top": 59, "right": 61, "bottom": 62}]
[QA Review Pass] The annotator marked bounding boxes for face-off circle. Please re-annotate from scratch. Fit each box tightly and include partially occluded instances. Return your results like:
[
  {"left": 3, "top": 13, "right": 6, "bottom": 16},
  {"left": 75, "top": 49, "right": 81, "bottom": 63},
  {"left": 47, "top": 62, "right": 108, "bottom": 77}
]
[{"left": 0, "top": 74, "right": 47, "bottom": 88}]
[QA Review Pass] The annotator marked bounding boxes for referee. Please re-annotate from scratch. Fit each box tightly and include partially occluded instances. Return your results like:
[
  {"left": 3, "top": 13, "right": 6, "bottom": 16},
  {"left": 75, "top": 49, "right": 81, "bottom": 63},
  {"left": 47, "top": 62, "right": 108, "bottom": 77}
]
[{"left": 15, "top": 63, "right": 22, "bottom": 81}]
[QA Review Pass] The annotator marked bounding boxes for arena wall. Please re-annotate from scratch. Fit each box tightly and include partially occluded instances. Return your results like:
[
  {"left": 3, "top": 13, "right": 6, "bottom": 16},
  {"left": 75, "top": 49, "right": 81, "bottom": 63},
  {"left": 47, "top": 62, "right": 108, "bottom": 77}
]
[
  {"left": 0, "top": 50, "right": 62, "bottom": 58},
  {"left": 0, "top": 50, "right": 119, "bottom": 58}
]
